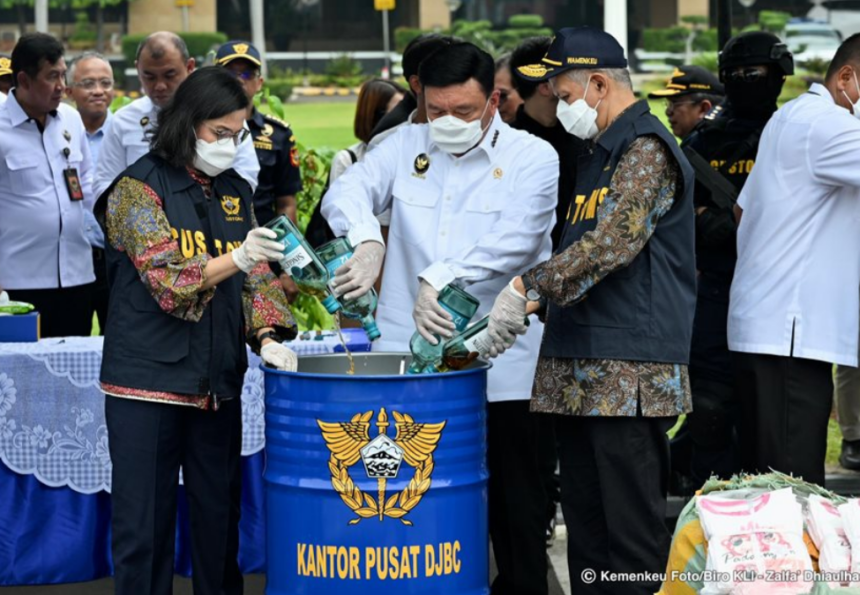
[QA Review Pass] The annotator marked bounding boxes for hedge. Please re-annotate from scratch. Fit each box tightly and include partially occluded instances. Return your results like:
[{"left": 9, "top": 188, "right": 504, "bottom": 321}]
[{"left": 121, "top": 32, "right": 229, "bottom": 63}]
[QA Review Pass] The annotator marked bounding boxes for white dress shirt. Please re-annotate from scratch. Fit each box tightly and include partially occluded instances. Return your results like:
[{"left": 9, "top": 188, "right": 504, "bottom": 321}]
[
  {"left": 83, "top": 110, "right": 112, "bottom": 249},
  {"left": 729, "top": 83, "right": 860, "bottom": 367},
  {"left": 323, "top": 113, "right": 559, "bottom": 402},
  {"left": 0, "top": 92, "right": 6, "bottom": 104},
  {"left": 0, "top": 91, "right": 95, "bottom": 290},
  {"left": 94, "top": 95, "right": 260, "bottom": 198}
]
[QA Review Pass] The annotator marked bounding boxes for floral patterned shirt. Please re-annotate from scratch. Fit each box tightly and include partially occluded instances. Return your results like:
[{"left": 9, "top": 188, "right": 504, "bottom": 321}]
[
  {"left": 101, "top": 172, "right": 295, "bottom": 409},
  {"left": 523, "top": 135, "right": 692, "bottom": 417}
]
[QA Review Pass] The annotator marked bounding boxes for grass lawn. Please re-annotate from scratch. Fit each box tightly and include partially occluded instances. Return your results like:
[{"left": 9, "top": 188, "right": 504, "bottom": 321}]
[{"left": 269, "top": 101, "right": 359, "bottom": 151}]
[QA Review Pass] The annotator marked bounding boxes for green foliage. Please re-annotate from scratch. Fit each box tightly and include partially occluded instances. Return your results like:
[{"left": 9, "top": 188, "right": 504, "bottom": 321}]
[
  {"left": 449, "top": 17, "right": 552, "bottom": 56},
  {"left": 121, "top": 32, "right": 228, "bottom": 63},
  {"left": 759, "top": 10, "right": 791, "bottom": 34},
  {"left": 692, "top": 51, "right": 719, "bottom": 74},
  {"left": 110, "top": 95, "right": 132, "bottom": 112},
  {"left": 69, "top": 10, "right": 96, "bottom": 45},
  {"left": 264, "top": 79, "right": 294, "bottom": 102},
  {"left": 324, "top": 54, "right": 362, "bottom": 79},
  {"left": 394, "top": 27, "right": 426, "bottom": 54},
  {"left": 507, "top": 14, "right": 543, "bottom": 29},
  {"left": 680, "top": 15, "right": 708, "bottom": 27},
  {"left": 799, "top": 57, "right": 831, "bottom": 77},
  {"left": 642, "top": 26, "right": 689, "bottom": 53}
]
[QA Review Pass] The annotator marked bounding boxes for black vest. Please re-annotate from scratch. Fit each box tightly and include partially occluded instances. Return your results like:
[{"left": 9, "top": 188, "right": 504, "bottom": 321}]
[
  {"left": 95, "top": 154, "right": 253, "bottom": 398},
  {"left": 540, "top": 101, "right": 696, "bottom": 364}
]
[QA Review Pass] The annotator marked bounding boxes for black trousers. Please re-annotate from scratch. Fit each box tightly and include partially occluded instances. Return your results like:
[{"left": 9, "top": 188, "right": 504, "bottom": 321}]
[
  {"left": 557, "top": 415, "right": 675, "bottom": 595},
  {"left": 106, "top": 396, "right": 243, "bottom": 595},
  {"left": 12, "top": 284, "right": 94, "bottom": 338},
  {"left": 734, "top": 352, "right": 833, "bottom": 487},
  {"left": 90, "top": 248, "right": 109, "bottom": 334},
  {"left": 488, "top": 400, "right": 551, "bottom": 595},
  {"left": 687, "top": 376, "right": 739, "bottom": 486}
]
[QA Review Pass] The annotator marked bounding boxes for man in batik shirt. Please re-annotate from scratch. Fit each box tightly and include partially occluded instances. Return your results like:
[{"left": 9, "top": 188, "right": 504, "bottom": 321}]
[{"left": 486, "top": 27, "right": 696, "bottom": 595}]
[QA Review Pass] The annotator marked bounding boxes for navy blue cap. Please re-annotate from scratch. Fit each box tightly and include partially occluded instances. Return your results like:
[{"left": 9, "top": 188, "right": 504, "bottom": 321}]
[
  {"left": 215, "top": 40, "right": 262, "bottom": 68},
  {"left": 515, "top": 26, "right": 627, "bottom": 82}
]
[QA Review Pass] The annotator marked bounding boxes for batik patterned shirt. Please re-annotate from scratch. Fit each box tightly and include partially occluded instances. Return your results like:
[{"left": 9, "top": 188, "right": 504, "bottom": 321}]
[
  {"left": 101, "top": 171, "right": 295, "bottom": 409},
  {"left": 522, "top": 135, "right": 692, "bottom": 417}
]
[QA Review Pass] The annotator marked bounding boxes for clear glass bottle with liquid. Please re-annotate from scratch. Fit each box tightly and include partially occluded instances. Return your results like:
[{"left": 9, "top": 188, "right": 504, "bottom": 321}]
[
  {"left": 406, "top": 284, "right": 480, "bottom": 374},
  {"left": 263, "top": 215, "right": 341, "bottom": 314},
  {"left": 437, "top": 314, "right": 530, "bottom": 372},
  {"left": 316, "top": 237, "right": 381, "bottom": 341}
]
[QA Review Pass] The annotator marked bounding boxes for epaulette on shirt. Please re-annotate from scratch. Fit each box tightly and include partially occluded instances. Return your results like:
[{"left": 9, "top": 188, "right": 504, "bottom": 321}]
[
  {"left": 704, "top": 104, "right": 724, "bottom": 122},
  {"left": 263, "top": 113, "right": 290, "bottom": 130}
]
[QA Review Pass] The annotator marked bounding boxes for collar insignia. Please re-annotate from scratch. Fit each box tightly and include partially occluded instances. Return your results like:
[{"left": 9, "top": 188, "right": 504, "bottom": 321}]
[{"left": 140, "top": 116, "right": 150, "bottom": 127}]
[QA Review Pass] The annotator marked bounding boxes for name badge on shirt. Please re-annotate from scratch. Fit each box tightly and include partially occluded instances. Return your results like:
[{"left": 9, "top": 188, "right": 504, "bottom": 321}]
[{"left": 64, "top": 168, "right": 84, "bottom": 201}]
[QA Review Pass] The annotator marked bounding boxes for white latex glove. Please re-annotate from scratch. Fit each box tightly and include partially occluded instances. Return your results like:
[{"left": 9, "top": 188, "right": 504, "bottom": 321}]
[
  {"left": 331, "top": 241, "right": 385, "bottom": 301},
  {"left": 260, "top": 342, "right": 298, "bottom": 372},
  {"left": 231, "top": 227, "right": 285, "bottom": 274},
  {"left": 412, "top": 280, "right": 456, "bottom": 345},
  {"left": 487, "top": 279, "right": 529, "bottom": 357}
]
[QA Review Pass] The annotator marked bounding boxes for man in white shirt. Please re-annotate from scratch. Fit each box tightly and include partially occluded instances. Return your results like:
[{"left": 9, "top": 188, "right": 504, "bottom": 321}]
[
  {"left": 728, "top": 34, "right": 860, "bottom": 486},
  {"left": 94, "top": 32, "right": 259, "bottom": 198},
  {"left": 0, "top": 33, "right": 94, "bottom": 337},
  {"left": 67, "top": 51, "right": 115, "bottom": 334},
  {"left": 322, "top": 42, "right": 558, "bottom": 595}
]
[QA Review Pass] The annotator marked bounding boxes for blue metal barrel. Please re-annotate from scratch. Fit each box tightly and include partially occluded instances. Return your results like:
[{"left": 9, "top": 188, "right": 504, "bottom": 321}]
[{"left": 264, "top": 353, "right": 489, "bottom": 595}]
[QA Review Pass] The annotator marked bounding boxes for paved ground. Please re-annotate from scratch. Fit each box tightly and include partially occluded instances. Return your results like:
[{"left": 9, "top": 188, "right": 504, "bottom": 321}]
[{"left": 2, "top": 533, "right": 573, "bottom": 594}]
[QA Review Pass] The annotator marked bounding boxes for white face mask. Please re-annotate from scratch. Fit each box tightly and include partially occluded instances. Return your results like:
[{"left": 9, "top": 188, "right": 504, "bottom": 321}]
[
  {"left": 556, "top": 77, "right": 601, "bottom": 140},
  {"left": 193, "top": 136, "right": 238, "bottom": 177},
  {"left": 428, "top": 98, "right": 491, "bottom": 154},
  {"left": 842, "top": 71, "right": 860, "bottom": 120}
]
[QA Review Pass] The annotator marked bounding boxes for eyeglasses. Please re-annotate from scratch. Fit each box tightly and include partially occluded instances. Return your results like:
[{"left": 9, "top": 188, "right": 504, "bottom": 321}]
[
  {"left": 228, "top": 70, "right": 260, "bottom": 82},
  {"left": 724, "top": 68, "right": 766, "bottom": 83},
  {"left": 205, "top": 124, "right": 250, "bottom": 146},
  {"left": 72, "top": 78, "right": 114, "bottom": 91}
]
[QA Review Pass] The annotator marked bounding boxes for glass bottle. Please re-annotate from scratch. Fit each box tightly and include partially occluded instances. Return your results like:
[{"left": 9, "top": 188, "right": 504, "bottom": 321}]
[
  {"left": 316, "top": 237, "right": 381, "bottom": 341},
  {"left": 438, "top": 314, "right": 530, "bottom": 372},
  {"left": 263, "top": 215, "right": 341, "bottom": 314},
  {"left": 406, "top": 284, "right": 480, "bottom": 374}
]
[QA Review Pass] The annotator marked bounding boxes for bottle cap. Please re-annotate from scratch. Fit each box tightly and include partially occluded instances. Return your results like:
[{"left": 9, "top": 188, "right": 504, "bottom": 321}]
[
  {"left": 364, "top": 321, "right": 381, "bottom": 341},
  {"left": 321, "top": 294, "right": 342, "bottom": 314}
]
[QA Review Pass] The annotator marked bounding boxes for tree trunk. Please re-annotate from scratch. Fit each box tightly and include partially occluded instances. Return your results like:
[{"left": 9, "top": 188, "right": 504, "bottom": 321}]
[{"left": 96, "top": 4, "right": 105, "bottom": 53}]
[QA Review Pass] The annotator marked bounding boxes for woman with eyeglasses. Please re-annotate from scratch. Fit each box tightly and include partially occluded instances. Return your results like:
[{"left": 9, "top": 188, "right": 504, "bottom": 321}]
[{"left": 94, "top": 67, "right": 297, "bottom": 595}]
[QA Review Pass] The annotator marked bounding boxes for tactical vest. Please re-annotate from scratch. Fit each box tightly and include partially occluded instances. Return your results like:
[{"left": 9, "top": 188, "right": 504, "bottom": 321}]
[
  {"left": 540, "top": 101, "right": 696, "bottom": 364},
  {"left": 95, "top": 154, "right": 253, "bottom": 399}
]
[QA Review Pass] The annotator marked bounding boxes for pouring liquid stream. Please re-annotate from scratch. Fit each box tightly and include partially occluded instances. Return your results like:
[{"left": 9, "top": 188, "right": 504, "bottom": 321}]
[{"left": 332, "top": 313, "right": 355, "bottom": 375}]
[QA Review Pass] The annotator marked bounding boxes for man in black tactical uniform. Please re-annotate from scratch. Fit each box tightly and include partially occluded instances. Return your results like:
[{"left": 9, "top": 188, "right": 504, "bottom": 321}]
[{"left": 679, "top": 32, "right": 794, "bottom": 489}]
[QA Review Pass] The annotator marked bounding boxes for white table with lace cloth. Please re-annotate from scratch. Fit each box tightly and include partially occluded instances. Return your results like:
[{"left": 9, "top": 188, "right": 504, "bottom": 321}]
[{"left": 0, "top": 331, "right": 368, "bottom": 494}]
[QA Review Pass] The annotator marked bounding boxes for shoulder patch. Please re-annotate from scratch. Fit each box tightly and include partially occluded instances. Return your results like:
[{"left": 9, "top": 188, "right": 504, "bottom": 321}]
[
  {"left": 263, "top": 113, "right": 290, "bottom": 130},
  {"left": 704, "top": 104, "right": 723, "bottom": 122}
]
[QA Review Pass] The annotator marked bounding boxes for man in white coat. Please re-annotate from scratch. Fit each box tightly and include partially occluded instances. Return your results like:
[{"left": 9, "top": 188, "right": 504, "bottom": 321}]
[
  {"left": 322, "top": 42, "right": 558, "bottom": 595},
  {"left": 94, "top": 32, "right": 259, "bottom": 198}
]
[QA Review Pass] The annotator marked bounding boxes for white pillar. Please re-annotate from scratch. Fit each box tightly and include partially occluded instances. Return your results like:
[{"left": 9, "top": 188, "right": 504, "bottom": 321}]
[
  {"left": 250, "top": 0, "right": 267, "bottom": 77},
  {"left": 35, "top": 0, "right": 49, "bottom": 34},
  {"left": 604, "top": 0, "right": 628, "bottom": 62}
]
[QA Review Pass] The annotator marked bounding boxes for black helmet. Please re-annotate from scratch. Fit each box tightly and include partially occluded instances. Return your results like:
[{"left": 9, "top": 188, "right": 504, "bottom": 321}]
[{"left": 719, "top": 31, "right": 794, "bottom": 78}]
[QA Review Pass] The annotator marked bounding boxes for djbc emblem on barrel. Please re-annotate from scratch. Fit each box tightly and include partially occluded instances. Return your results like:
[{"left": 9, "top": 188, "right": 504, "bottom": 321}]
[{"left": 318, "top": 408, "right": 446, "bottom": 526}]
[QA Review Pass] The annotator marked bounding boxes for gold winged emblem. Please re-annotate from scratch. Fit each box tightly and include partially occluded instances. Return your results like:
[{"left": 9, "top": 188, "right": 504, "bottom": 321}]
[{"left": 318, "top": 408, "right": 446, "bottom": 526}]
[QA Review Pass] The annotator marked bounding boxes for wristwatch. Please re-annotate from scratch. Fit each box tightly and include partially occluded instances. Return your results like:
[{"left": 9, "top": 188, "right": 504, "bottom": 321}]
[
  {"left": 521, "top": 276, "right": 541, "bottom": 302},
  {"left": 254, "top": 329, "right": 282, "bottom": 354}
]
